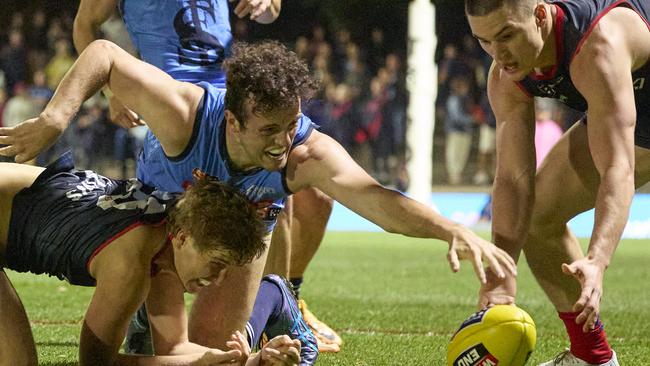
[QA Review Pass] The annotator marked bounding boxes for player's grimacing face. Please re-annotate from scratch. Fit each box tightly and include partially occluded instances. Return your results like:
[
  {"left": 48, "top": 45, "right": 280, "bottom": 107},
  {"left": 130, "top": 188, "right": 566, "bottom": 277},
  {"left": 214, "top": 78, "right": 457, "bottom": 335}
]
[
  {"left": 173, "top": 235, "right": 229, "bottom": 293},
  {"left": 468, "top": 5, "right": 544, "bottom": 81},
  {"left": 238, "top": 102, "right": 301, "bottom": 171}
]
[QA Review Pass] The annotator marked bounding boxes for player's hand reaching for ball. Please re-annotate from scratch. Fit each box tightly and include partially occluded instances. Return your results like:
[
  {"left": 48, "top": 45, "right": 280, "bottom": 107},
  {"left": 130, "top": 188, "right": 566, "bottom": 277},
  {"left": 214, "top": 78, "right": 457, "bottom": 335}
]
[
  {"left": 446, "top": 225, "right": 517, "bottom": 285},
  {"left": 562, "top": 256, "right": 607, "bottom": 332}
]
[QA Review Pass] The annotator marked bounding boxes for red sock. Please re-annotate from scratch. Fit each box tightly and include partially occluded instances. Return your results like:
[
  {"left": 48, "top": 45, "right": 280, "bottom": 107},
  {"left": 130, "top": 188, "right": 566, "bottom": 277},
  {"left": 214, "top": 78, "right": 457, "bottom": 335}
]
[{"left": 559, "top": 312, "right": 612, "bottom": 364}]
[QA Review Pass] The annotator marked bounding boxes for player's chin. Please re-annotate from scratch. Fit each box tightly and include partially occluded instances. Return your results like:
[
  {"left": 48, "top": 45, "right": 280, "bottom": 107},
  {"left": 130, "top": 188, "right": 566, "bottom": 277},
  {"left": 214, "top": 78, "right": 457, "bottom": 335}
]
[
  {"left": 185, "top": 280, "right": 202, "bottom": 294},
  {"left": 262, "top": 155, "right": 288, "bottom": 171}
]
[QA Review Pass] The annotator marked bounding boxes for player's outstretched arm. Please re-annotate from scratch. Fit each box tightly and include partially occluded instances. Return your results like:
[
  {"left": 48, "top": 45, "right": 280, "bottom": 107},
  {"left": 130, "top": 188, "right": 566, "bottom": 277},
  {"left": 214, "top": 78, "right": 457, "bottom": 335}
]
[
  {"left": 286, "top": 131, "right": 516, "bottom": 284},
  {"left": 475, "top": 62, "right": 536, "bottom": 308},
  {"left": 562, "top": 8, "right": 642, "bottom": 332},
  {"left": 0, "top": 40, "right": 204, "bottom": 163}
]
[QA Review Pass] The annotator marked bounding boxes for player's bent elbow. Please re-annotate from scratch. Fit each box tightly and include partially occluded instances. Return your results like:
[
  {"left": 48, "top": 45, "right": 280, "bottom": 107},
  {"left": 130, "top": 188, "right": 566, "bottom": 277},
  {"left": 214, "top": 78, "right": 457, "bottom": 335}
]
[{"left": 86, "top": 39, "right": 120, "bottom": 57}]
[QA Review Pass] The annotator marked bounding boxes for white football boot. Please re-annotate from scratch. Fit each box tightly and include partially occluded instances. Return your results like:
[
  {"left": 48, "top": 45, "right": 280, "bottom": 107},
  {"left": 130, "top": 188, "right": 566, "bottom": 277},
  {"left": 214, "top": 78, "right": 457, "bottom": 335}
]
[{"left": 539, "top": 350, "right": 619, "bottom": 366}]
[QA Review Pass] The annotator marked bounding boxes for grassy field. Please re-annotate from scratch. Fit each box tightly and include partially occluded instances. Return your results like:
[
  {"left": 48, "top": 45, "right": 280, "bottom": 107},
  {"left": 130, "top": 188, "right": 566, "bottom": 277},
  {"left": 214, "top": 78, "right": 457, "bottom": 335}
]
[{"left": 9, "top": 232, "right": 650, "bottom": 365}]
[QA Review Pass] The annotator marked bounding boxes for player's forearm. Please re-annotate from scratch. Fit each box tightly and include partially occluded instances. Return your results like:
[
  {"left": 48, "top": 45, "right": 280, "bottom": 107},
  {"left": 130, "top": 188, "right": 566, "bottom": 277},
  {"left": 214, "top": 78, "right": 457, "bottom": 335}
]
[
  {"left": 491, "top": 173, "right": 535, "bottom": 261},
  {"left": 42, "top": 40, "right": 115, "bottom": 131},
  {"left": 588, "top": 166, "right": 634, "bottom": 267},
  {"left": 166, "top": 341, "right": 212, "bottom": 356},
  {"left": 365, "top": 187, "right": 462, "bottom": 241},
  {"left": 254, "top": 0, "right": 281, "bottom": 24}
]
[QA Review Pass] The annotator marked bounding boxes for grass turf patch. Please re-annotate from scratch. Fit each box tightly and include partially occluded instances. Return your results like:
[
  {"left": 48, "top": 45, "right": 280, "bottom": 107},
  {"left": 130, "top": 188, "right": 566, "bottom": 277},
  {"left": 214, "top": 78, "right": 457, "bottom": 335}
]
[{"left": 8, "top": 232, "right": 650, "bottom": 364}]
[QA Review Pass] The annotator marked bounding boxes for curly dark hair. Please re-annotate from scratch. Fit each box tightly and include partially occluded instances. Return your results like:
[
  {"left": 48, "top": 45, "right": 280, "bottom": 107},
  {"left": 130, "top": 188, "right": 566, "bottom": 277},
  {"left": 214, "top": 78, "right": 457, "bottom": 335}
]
[
  {"left": 224, "top": 40, "right": 319, "bottom": 125},
  {"left": 465, "top": 0, "right": 537, "bottom": 17},
  {"left": 166, "top": 177, "right": 267, "bottom": 266}
]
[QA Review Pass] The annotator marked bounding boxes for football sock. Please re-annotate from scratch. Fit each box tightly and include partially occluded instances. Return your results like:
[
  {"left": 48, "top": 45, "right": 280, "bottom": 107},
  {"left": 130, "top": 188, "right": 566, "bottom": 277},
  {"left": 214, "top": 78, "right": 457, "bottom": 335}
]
[
  {"left": 246, "top": 280, "right": 283, "bottom": 347},
  {"left": 290, "top": 277, "right": 303, "bottom": 298},
  {"left": 559, "top": 311, "right": 612, "bottom": 364}
]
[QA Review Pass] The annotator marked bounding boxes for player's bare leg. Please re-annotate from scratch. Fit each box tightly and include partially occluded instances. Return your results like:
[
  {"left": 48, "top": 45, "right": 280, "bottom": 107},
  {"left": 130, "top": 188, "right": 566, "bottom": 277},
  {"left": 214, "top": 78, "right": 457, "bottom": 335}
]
[
  {"left": 287, "top": 188, "right": 341, "bottom": 351},
  {"left": 0, "top": 271, "right": 37, "bottom": 366},
  {"left": 264, "top": 196, "right": 293, "bottom": 278},
  {"left": 289, "top": 188, "right": 332, "bottom": 280},
  {"left": 0, "top": 165, "right": 41, "bottom": 366},
  {"left": 525, "top": 122, "right": 650, "bottom": 310},
  {"left": 525, "top": 122, "right": 649, "bottom": 365},
  {"left": 188, "top": 244, "right": 270, "bottom": 349}
]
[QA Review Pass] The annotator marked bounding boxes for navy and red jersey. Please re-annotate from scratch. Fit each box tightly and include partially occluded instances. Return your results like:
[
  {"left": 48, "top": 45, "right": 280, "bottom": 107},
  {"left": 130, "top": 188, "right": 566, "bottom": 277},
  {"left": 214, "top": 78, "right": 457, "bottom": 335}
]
[
  {"left": 6, "top": 152, "right": 177, "bottom": 286},
  {"left": 516, "top": 0, "right": 650, "bottom": 148}
]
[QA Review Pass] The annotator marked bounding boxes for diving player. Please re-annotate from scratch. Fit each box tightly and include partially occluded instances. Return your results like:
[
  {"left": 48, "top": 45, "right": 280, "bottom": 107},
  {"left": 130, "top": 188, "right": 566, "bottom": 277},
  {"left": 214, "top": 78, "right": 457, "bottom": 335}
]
[
  {"left": 0, "top": 39, "right": 517, "bottom": 360},
  {"left": 72, "top": 0, "right": 341, "bottom": 351}
]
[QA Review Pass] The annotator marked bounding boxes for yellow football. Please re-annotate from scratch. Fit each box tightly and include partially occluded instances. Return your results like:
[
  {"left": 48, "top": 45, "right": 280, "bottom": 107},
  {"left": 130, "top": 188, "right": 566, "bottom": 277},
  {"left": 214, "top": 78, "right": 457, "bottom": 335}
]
[{"left": 447, "top": 305, "right": 536, "bottom": 366}]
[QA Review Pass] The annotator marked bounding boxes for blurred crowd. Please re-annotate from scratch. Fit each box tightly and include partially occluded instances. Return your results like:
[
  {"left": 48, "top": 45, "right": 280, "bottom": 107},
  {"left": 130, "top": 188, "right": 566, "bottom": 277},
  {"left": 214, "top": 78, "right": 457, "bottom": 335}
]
[{"left": 0, "top": 8, "right": 579, "bottom": 188}]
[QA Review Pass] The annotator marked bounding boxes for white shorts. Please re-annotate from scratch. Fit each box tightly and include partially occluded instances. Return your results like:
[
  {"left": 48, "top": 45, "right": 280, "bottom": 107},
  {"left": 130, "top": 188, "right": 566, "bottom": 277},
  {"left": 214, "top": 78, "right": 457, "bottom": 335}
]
[{"left": 478, "top": 124, "right": 496, "bottom": 153}]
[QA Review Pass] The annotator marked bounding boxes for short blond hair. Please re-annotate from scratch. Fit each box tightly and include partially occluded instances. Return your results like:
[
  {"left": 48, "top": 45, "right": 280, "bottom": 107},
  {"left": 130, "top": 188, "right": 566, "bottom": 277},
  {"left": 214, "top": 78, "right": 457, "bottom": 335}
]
[{"left": 167, "top": 176, "right": 267, "bottom": 266}]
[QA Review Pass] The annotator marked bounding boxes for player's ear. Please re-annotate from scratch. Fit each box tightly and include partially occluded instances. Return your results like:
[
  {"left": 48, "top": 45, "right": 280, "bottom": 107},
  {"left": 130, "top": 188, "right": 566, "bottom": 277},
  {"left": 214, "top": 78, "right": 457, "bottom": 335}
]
[
  {"left": 224, "top": 110, "right": 242, "bottom": 132},
  {"left": 172, "top": 231, "right": 187, "bottom": 248},
  {"left": 534, "top": 4, "right": 547, "bottom": 26}
]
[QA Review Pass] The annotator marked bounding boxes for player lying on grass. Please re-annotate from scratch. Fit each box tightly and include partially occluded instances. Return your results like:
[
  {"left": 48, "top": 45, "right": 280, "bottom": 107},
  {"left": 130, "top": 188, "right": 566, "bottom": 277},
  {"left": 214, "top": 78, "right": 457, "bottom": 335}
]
[{"left": 0, "top": 152, "right": 313, "bottom": 366}]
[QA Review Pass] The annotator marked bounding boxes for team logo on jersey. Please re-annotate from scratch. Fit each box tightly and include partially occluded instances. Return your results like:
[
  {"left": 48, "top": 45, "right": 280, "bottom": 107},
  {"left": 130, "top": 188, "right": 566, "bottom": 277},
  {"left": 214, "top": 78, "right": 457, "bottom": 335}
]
[
  {"left": 65, "top": 172, "right": 109, "bottom": 201},
  {"left": 254, "top": 200, "right": 282, "bottom": 221},
  {"left": 634, "top": 77, "right": 646, "bottom": 91},
  {"left": 173, "top": 0, "right": 226, "bottom": 66},
  {"left": 537, "top": 76, "right": 564, "bottom": 97},
  {"left": 244, "top": 184, "right": 278, "bottom": 201}
]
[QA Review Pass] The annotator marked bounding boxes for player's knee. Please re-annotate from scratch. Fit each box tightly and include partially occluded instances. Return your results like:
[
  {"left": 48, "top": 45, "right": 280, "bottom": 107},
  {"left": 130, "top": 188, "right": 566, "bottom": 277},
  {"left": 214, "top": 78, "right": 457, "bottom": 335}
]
[{"left": 528, "top": 210, "right": 566, "bottom": 242}]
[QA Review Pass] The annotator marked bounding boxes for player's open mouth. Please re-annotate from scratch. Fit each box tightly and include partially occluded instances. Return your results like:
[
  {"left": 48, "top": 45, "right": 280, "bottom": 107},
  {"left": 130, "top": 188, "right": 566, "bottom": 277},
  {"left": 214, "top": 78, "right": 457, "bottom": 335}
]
[
  {"left": 188, "top": 278, "right": 212, "bottom": 293},
  {"left": 265, "top": 147, "right": 287, "bottom": 160}
]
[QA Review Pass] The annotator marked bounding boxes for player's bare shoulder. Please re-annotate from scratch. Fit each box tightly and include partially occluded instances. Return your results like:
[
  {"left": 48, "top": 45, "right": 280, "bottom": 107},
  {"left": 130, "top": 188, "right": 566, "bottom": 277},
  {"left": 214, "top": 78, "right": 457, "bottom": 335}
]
[{"left": 573, "top": 6, "right": 650, "bottom": 73}]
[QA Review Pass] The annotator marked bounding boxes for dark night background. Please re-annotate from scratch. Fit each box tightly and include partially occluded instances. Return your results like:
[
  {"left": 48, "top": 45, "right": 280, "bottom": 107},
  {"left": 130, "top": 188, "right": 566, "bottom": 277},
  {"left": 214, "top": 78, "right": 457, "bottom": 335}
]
[{"left": 0, "top": 0, "right": 473, "bottom": 60}]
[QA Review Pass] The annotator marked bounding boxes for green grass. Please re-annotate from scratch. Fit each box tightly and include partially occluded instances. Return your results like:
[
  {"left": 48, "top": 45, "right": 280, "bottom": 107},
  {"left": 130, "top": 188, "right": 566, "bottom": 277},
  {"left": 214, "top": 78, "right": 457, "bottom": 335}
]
[{"left": 9, "top": 232, "right": 650, "bottom": 365}]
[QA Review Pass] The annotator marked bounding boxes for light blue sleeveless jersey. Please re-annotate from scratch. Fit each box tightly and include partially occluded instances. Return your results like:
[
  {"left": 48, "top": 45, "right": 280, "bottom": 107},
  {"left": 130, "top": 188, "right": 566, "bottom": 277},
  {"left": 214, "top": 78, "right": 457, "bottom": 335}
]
[
  {"left": 120, "top": 0, "right": 230, "bottom": 86},
  {"left": 137, "top": 83, "right": 316, "bottom": 230}
]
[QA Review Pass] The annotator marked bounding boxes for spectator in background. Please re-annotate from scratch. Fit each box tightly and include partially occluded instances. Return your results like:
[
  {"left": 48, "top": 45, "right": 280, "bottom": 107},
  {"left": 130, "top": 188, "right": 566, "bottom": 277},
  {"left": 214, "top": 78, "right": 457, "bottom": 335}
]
[
  {"left": 473, "top": 94, "right": 496, "bottom": 185},
  {"left": 363, "top": 77, "right": 389, "bottom": 183},
  {"left": 45, "top": 38, "right": 76, "bottom": 90},
  {"left": 10, "top": 12, "right": 24, "bottom": 30},
  {"left": 367, "top": 28, "right": 387, "bottom": 76},
  {"left": 2, "top": 82, "right": 36, "bottom": 129},
  {"left": 534, "top": 98, "right": 564, "bottom": 168},
  {"left": 46, "top": 19, "right": 68, "bottom": 54},
  {"left": 2, "top": 82, "right": 37, "bottom": 164},
  {"left": 342, "top": 43, "right": 367, "bottom": 99},
  {"left": 309, "top": 25, "right": 328, "bottom": 63},
  {"left": 1, "top": 30, "right": 28, "bottom": 95},
  {"left": 26, "top": 10, "right": 49, "bottom": 51},
  {"left": 28, "top": 69, "right": 53, "bottom": 112},
  {"left": 294, "top": 36, "right": 311, "bottom": 61},
  {"left": 445, "top": 76, "right": 475, "bottom": 185},
  {"left": 379, "top": 53, "right": 407, "bottom": 187}
]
